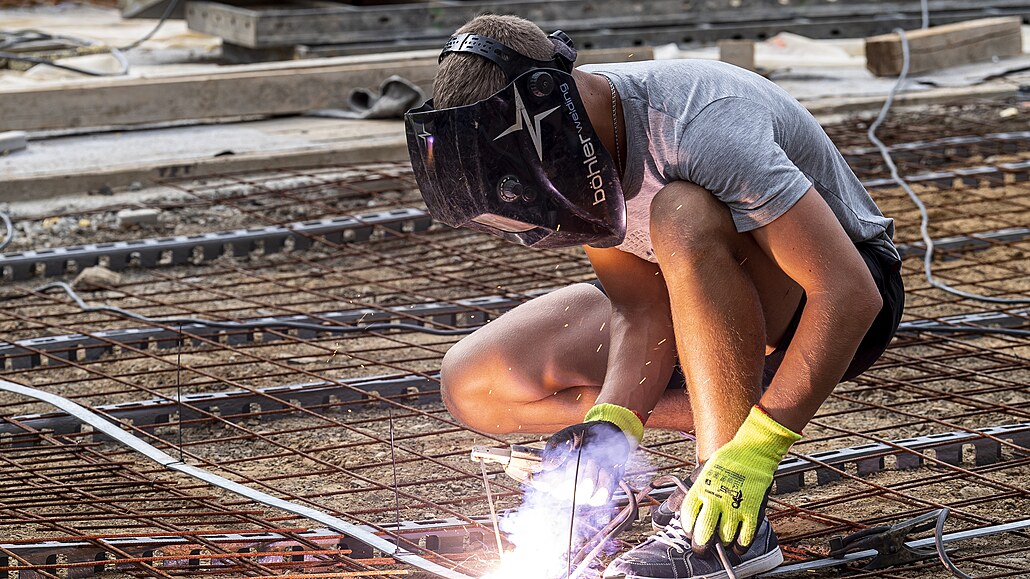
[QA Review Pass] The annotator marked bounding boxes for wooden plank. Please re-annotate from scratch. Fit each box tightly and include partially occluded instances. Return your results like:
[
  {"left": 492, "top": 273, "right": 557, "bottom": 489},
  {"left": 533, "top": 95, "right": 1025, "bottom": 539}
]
[
  {"left": 0, "top": 56, "right": 438, "bottom": 132},
  {"left": 0, "top": 47, "right": 647, "bottom": 132},
  {"left": 718, "top": 40, "right": 756, "bottom": 71},
  {"left": 865, "top": 17, "right": 1024, "bottom": 77},
  {"left": 0, "top": 119, "right": 408, "bottom": 201}
]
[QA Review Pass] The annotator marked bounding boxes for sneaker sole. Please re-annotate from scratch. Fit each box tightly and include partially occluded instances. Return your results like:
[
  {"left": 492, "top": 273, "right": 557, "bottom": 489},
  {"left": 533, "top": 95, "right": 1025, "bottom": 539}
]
[{"left": 604, "top": 546, "right": 784, "bottom": 579}]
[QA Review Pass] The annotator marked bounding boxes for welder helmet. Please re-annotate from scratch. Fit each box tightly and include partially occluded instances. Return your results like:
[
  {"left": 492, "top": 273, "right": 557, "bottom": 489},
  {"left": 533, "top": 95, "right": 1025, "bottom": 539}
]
[{"left": 404, "top": 30, "right": 626, "bottom": 249}]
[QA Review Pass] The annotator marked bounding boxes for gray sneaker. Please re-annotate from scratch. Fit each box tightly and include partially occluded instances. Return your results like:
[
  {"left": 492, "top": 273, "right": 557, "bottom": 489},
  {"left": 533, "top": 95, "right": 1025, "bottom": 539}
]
[
  {"left": 603, "top": 513, "right": 783, "bottom": 579},
  {"left": 650, "top": 472, "right": 696, "bottom": 530},
  {"left": 650, "top": 486, "right": 686, "bottom": 530}
]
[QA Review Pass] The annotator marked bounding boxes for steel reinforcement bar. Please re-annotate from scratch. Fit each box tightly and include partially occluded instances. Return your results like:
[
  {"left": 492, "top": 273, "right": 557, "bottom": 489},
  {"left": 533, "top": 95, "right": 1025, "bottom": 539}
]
[
  {"left": 2, "top": 156, "right": 1029, "bottom": 283},
  {"left": 842, "top": 131, "right": 1030, "bottom": 173},
  {"left": 1, "top": 290, "right": 1024, "bottom": 371},
  {"left": 3, "top": 422, "right": 1025, "bottom": 572},
  {"left": 0, "top": 378, "right": 475, "bottom": 579},
  {"left": 0, "top": 292, "right": 542, "bottom": 370},
  {"left": 4, "top": 360, "right": 1027, "bottom": 484}
]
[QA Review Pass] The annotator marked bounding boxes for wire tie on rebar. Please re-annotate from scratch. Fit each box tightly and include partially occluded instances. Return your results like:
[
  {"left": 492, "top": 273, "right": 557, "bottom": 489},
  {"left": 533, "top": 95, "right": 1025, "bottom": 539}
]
[{"left": 828, "top": 509, "right": 947, "bottom": 570}]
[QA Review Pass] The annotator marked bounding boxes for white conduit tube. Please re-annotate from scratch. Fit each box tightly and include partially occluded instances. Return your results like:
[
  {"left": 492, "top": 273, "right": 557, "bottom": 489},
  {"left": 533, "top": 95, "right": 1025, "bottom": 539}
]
[{"left": 0, "top": 378, "right": 474, "bottom": 579}]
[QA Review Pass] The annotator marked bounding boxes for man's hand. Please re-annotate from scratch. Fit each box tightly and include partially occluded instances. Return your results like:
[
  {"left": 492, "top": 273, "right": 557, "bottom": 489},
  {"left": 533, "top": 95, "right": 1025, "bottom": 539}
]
[
  {"left": 540, "top": 404, "right": 643, "bottom": 506},
  {"left": 682, "top": 406, "right": 801, "bottom": 552}
]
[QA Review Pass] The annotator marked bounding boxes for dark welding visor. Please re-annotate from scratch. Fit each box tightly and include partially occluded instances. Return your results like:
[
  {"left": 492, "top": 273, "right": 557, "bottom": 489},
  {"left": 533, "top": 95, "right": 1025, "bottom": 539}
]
[{"left": 403, "top": 32, "right": 625, "bottom": 249}]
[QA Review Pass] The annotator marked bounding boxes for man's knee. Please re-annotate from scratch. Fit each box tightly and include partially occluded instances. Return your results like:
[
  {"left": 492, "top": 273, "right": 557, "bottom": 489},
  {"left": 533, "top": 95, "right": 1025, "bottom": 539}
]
[
  {"left": 440, "top": 333, "right": 520, "bottom": 432},
  {"left": 649, "top": 182, "right": 736, "bottom": 257},
  {"left": 440, "top": 339, "right": 490, "bottom": 428}
]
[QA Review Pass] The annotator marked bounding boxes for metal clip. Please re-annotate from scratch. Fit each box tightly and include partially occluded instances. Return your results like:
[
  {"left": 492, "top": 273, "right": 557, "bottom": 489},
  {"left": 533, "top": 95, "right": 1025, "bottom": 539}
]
[
  {"left": 829, "top": 509, "right": 947, "bottom": 570},
  {"left": 470, "top": 445, "right": 544, "bottom": 484}
]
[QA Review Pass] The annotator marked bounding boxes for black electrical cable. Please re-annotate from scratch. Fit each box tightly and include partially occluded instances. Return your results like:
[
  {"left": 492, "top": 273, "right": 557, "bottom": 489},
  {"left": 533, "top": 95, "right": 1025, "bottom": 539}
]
[
  {"left": 0, "top": 49, "right": 128, "bottom": 76},
  {"left": 118, "top": 0, "right": 182, "bottom": 51},
  {"left": 0, "top": 27, "right": 129, "bottom": 76},
  {"left": 0, "top": 0, "right": 181, "bottom": 79},
  {"left": 34, "top": 281, "right": 478, "bottom": 337}
]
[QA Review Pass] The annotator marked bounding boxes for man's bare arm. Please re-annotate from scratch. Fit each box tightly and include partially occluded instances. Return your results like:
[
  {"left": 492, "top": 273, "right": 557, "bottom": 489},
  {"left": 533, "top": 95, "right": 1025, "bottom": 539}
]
[
  {"left": 583, "top": 245, "right": 678, "bottom": 423},
  {"left": 751, "top": 187, "right": 883, "bottom": 433}
]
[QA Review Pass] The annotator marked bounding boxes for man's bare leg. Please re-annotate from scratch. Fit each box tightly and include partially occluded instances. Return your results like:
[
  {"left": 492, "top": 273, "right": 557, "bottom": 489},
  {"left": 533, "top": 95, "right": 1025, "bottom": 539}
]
[
  {"left": 442, "top": 282, "right": 680, "bottom": 434},
  {"left": 649, "top": 182, "right": 804, "bottom": 460},
  {"left": 441, "top": 231, "right": 799, "bottom": 438}
]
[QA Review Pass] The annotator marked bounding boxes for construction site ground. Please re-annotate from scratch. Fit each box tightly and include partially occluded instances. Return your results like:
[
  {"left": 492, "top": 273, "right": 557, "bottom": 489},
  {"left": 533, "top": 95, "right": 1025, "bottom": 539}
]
[{"left": 2, "top": 6, "right": 1030, "bottom": 579}]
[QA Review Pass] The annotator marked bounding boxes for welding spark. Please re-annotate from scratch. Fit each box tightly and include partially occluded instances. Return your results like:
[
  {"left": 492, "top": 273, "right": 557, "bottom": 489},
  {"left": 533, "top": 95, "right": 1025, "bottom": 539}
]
[
  {"left": 485, "top": 425, "right": 639, "bottom": 579},
  {"left": 599, "top": 322, "right": 605, "bottom": 331},
  {"left": 597, "top": 343, "right": 603, "bottom": 352}
]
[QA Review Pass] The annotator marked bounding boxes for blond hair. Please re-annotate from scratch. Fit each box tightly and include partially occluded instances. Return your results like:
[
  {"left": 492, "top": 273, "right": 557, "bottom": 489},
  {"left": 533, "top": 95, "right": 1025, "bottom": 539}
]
[{"left": 433, "top": 14, "right": 555, "bottom": 109}]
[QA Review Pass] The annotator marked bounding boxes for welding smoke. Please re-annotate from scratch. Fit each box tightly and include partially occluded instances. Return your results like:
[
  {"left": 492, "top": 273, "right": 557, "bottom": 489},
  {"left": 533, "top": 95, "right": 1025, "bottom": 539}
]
[{"left": 486, "top": 425, "right": 642, "bottom": 579}]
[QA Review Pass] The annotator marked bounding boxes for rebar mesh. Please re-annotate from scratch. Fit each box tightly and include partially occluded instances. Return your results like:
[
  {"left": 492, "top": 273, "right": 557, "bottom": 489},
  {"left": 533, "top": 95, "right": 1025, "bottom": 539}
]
[{"left": 1, "top": 98, "right": 1028, "bottom": 578}]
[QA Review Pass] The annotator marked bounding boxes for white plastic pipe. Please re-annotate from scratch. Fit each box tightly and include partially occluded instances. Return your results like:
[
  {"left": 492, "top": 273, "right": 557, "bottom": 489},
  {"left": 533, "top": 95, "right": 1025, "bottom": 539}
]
[{"left": 0, "top": 378, "right": 473, "bottom": 579}]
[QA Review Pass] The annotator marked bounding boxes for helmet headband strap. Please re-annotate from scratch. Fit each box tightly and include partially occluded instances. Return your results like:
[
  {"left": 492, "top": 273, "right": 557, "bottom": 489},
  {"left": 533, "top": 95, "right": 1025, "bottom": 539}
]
[{"left": 439, "top": 30, "right": 576, "bottom": 80}]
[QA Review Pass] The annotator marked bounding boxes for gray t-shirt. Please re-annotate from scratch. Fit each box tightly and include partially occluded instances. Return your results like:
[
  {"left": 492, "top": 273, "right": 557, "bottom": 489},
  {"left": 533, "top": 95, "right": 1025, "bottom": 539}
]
[{"left": 580, "top": 59, "right": 898, "bottom": 262}]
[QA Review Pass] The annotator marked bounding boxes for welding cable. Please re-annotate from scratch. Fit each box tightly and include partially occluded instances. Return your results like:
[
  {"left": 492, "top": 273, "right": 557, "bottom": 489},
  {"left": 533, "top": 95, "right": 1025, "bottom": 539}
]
[
  {"left": 0, "top": 29, "right": 129, "bottom": 76},
  {"left": 934, "top": 508, "right": 975, "bottom": 579},
  {"left": 118, "top": 0, "right": 182, "bottom": 51},
  {"left": 567, "top": 479, "right": 642, "bottom": 579},
  {"left": 0, "top": 210, "right": 13, "bottom": 251},
  {"left": 35, "top": 281, "right": 479, "bottom": 336},
  {"left": 868, "top": 29, "right": 1030, "bottom": 305},
  {"left": 0, "top": 0, "right": 179, "bottom": 80}
]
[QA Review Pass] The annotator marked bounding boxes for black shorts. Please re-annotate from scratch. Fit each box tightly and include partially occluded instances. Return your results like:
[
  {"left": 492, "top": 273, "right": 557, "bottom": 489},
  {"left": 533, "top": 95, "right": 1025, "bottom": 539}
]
[{"left": 587, "top": 241, "right": 905, "bottom": 389}]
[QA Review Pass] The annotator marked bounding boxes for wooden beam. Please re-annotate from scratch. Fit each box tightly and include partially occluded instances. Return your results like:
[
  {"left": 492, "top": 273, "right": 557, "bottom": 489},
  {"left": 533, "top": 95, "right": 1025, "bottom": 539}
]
[
  {"left": 184, "top": 0, "right": 1030, "bottom": 49},
  {"left": 0, "top": 55, "right": 438, "bottom": 133},
  {"left": 0, "top": 119, "right": 409, "bottom": 201},
  {"left": 0, "top": 47, "right": 649, "bottom": 133},
  {"left": 865, "top": 17, "right": 1024, "bottom": 77}
]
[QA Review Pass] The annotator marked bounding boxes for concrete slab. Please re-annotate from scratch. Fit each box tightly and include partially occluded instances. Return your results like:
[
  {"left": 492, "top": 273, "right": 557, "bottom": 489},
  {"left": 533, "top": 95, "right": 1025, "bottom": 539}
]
[{"left": 0, "top": 116, "right": 406, "bottom": 201}]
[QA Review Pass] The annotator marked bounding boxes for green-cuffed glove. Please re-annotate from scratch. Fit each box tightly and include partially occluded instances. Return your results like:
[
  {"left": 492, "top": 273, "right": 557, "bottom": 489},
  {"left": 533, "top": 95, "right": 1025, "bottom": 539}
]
[{"left": 681, "top": 406, "right": 801, "bottom": 552}]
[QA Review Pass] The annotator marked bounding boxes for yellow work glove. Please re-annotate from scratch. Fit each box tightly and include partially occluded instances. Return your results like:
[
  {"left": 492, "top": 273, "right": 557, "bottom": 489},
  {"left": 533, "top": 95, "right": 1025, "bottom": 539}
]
[{"left": 681, "top": 406, "right": 801, "bottom": 552}]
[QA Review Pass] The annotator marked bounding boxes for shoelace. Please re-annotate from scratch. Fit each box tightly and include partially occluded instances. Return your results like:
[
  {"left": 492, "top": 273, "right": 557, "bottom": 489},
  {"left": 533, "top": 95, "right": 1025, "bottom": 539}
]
[{"left": 651, "top": 514, "right": 692, "bottom": 553}]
